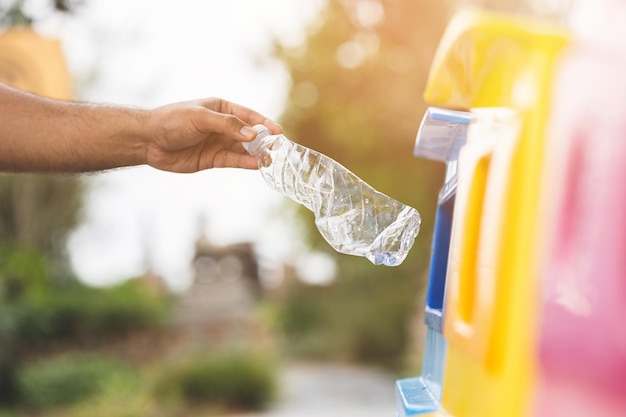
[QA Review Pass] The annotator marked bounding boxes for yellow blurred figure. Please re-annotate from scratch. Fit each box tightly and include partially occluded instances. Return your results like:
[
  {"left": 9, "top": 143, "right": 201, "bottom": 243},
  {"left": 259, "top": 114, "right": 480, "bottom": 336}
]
[{"left": 0, "top": 26, "right": 73, "bottom": 99}]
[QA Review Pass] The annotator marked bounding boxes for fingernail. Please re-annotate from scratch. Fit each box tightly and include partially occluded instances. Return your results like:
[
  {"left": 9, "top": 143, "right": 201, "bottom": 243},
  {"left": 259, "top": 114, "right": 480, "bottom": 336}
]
[{"left": 240, "top": 126, "right": 256, "bottom": 139}]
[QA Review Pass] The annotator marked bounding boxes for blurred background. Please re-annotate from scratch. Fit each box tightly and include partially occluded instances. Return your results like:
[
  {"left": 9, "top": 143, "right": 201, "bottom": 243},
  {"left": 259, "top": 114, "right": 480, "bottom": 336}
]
[{"left": 0, "top": 0, "right": 579, "bottom": 416}]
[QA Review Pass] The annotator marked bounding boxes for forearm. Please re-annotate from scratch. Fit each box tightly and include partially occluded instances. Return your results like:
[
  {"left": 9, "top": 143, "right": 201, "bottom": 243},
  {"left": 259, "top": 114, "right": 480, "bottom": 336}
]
[{"left": 0, "top": 83, "right": 149, "bottom": 173}]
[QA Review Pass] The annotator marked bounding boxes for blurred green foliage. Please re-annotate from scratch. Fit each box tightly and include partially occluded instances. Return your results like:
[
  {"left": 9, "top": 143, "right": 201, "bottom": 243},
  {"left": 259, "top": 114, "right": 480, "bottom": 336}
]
[
  {"left": 23, "top": 277, "right": 170, "bottom": 341},
  {"left": 17, "top": 354, "right": 137, "bottom": 410},
  {"left": 0, "top": 348, "right": 278, "bottom": 417},
  {"left": 275, "top": 259, "right": 423, "bottom": 369},
  {"left": 271, "top": 0, "right": 452, "bottom": 368},
  {"left": 0, "top": 243, "right": 170, "bottom": 343},
  {"left": 0, "top": 242, "right": 171, "bottom": 407},
  {"left": 152, "top": 350, "right": 277, "bottom": 412}
]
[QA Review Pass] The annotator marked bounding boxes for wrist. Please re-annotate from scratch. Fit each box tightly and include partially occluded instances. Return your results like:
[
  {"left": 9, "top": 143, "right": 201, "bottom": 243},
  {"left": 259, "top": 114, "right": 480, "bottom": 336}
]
[{"left": 126, "top": 107, "right": 152, "bottom": 166}]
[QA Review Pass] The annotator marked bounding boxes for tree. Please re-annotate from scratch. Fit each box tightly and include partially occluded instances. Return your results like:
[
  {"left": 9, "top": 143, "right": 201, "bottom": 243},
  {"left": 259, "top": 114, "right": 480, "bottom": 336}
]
[
  {"left": 272, "top": 0, "right": 455, "bottom": 367},
  {"left": 0, "top": 0, "right": 85, "bottom": 268},
  {"left": 0, "top": 175, "right": 84, "bottom": 264},
  {"left": 0, "top": 0, "right": 87, "bottom": 400},
  {"left": 272, "top": 0, "right": 575, "bottom": 368}
]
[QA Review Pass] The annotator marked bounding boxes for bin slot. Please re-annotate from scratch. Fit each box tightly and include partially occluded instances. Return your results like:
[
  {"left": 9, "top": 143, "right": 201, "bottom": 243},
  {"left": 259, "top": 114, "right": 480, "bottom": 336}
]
[{"left": 424, "top": 192, "right": 455, "bottom": 333}]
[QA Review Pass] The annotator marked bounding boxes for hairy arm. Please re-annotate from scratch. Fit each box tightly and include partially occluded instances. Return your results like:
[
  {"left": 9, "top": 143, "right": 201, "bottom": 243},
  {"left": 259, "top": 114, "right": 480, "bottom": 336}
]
[
  {"left": 0, "top": 83, "right": 149, "bottom": 172},
  {"left": 0, "top": 83, "right": 281, "bottom": 173}
]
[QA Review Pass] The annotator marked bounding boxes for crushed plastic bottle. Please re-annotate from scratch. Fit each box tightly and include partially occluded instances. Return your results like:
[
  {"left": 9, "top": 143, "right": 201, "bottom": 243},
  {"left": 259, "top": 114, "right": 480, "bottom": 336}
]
[{"left": 243, "top": 125, "right": 421, "bottom": 266}]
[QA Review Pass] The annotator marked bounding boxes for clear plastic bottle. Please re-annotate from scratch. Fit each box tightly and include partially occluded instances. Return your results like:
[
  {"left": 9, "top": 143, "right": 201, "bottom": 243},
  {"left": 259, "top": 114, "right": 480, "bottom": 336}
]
[{"left": 243, "top": 125, "right": 421, "bottom": 266}]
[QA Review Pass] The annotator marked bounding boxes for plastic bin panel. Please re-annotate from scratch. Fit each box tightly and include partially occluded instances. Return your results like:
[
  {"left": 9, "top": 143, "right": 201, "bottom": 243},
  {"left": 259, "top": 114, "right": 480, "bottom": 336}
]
[
  {"left": 444, "top": 108, "right": 521, "bottom": 368},
  {"left": 424, "top": 194, "right": 454, "bottom": 332},
  {"left": 418, "top": 9, "right": 569, "bottom": 417},
  {"left": 414, "top": 107, "right": 471, "bottom": 332},
  {"left": 534, "top": 44, "right": 626, "bottom": 417},
  {"left": 396, "top": 328, "right": 447, "bottom": 416},
  {"left": 424, "top": 8, "right": 568, "bottom": 110},
  {"left": 395, "top": 108, "right": 470, "bottom": 416}
]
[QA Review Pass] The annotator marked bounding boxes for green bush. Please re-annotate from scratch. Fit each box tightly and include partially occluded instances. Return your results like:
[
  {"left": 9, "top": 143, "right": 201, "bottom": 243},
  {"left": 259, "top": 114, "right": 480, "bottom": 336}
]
[
  {"left": 18, "top": 354, "right": 137, "bottom": 410},
  {"left": 23, "top": 278, "right": 171, "bottom": 341},
  {"left": 1, "top": 243, "right": 171, "bottom": 344},
  {"left": 274, "top": 256, "right": 423, "bottom": 369},
  {"left": 152, "top": 350, "right": 277, "bottom": 411},
  {"left": 0, "top": 410, "right": 19, "bottom": 417},
  {"left": 1, "top": 244, "right": 171, "bottom": 409}
]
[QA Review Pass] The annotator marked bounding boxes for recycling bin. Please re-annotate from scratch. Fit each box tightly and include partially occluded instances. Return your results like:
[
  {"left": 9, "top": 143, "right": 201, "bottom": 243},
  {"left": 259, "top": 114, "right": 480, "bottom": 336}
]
[{"left": 396, "top": 8, "right": 569, "bottom": 417}]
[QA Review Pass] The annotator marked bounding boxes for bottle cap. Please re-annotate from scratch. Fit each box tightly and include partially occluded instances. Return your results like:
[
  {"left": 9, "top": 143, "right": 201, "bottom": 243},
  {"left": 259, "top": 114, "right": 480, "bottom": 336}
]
[{"left": 242, "top": 124, "right": 272, "bottom": 155}]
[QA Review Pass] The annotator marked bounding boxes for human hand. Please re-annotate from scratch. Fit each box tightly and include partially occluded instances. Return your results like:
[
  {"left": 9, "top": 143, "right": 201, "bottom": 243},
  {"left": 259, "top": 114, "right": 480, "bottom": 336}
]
[{"left": 145, "top": 97, "right": 282, "bottom": 173}]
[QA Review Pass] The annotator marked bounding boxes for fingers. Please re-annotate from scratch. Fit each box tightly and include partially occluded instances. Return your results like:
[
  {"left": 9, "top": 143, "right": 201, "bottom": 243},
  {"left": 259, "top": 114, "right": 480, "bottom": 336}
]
[
  {"left": 217, "top": 98, "right": 283, "bottom": 132},
  {"left": 149, "top": 98, "right": 281, "bottom": 173},
  {"left": 222, "top": 153, "right": 259, "bottom": 170},
  {"left": 195, "top": 99, "right": 282, "bottom": 141},
  {"left": 201, "top": 147, "right": 259, "bottom": 170},
  {"left": 229, "top": 103, "right": 283, "bottom": 135},
  {"left": 260, "top": 117, "right": 283, "bottom": 134}
]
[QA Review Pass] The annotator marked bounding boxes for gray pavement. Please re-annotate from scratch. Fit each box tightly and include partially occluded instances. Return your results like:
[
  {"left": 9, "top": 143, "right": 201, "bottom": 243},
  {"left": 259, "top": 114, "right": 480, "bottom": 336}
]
[{"left": 232, "top": 362, "right": 397, "bottom": 417}]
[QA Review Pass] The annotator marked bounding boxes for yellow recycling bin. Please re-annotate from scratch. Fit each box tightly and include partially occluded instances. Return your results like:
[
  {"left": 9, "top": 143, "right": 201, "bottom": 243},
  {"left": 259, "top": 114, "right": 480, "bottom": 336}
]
[{"left": 421, "top": 9, "right": 569, "bottom": 417}]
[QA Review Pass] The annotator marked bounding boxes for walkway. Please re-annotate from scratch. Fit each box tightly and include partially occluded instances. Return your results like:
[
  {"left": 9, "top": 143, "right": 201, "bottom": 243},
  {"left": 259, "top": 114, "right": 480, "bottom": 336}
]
[{"left": 233, "top": 362, "right": 397, "bottom": 417}]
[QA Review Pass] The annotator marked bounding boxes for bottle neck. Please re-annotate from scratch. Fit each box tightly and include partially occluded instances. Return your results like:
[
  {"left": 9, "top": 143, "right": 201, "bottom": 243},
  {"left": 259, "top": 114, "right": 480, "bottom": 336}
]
[{"left": 243, "top": 124, "right": 277, "bottom": 156}]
